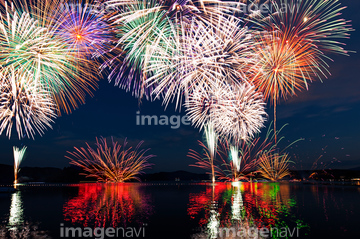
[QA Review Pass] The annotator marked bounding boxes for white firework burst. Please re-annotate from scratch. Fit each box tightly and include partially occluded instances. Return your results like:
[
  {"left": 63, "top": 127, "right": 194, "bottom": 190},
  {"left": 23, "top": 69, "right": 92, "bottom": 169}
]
[
  {"left": 186, "top": 82, "right": 267, "bottom": 142},
  {"left": 0, "top": 69, "right": 56, "bottom": 139},
  {"left": 145, "top": 16, "right": 258, "bottom": 109},
  {"left": 184, "top": 82, "right": 228, "bottom": 130},
  {"left": 212, "top": 83, "right": 267, "bottom": 142}
]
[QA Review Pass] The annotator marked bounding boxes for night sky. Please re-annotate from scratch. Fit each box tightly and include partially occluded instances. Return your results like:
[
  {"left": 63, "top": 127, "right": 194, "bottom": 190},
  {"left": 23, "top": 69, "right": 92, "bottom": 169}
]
[{"left": 1, "top": 0, "right": 360, "bottom": 173}]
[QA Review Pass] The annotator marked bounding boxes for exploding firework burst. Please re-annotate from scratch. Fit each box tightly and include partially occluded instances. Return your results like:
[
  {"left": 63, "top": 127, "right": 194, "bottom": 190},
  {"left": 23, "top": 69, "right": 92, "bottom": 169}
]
[
  {"left": 250, "top": 31, "right": 325, "bottom": 104},
  {"left": 246, "top": 0, "right": 353, "bottom": 142},
  {"left": 105, "top": 0, "right": 242, "bottom": 27},
  {"left": 248, "top": 30, "right": 324, "bottom": 142},
  {"left": 146, "top": 16, "right": 258, "bottom": 108},
  {"left": 259, "top": 0, "right": 353, "bottom": 56},
  {"left": 53, "top": 1, "right": 113, "bottom": 59},
  {"left": 0, "top": 69, "right": 56, "bottom": 139},
  {"left": 66, "top": 137, "right": 154, "bottom": 182},
  {"left": 0, "top": 1, "right": 97, "bottom": 114},
  {"left": 258, "top": 152, "right": 292, "bottom": 181},
  {"left": 186, "top": 82, "right": 267, "bottom": 143},
  {"left": 104, "top": 0, "right": 247, "bottom": 101},
  {"left": 13, "top": 146, "right": 27, "bottom": 184},
  {"left": 184, "top": 83, "right": 226, "bottom": 130},
  {"left": 102, "top": 0, "right": 175, "bottom": 99}
]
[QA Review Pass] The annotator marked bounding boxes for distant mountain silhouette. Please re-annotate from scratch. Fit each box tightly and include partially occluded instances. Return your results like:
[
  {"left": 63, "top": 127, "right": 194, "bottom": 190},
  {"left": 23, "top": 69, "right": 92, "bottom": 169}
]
[
  {"left": 0, "top": 164, "right": 86, "bottom": 184},
  {"left": 0, "top": 164, "right": 208, "bottom": 183},
  {"left": 1, "top": 163, "right": 360, "bottom": 184},
  {"left": 141, "top": 170, "right": 208, "bottom": 182}
]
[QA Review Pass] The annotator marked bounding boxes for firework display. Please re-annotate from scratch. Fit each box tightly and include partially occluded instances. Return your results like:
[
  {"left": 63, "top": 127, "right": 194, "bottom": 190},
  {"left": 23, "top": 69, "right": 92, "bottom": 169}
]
[
  {"left": 0, "top": 0, "right": 354, "bottom": 184},
  {"left": 0, "top": 3, "right": 357, "bottom": 239},
  {"left": 66, "top": 137, "right": 154, "bottom": 182},
  {"left": 189, "top": 123, "right": 300, "bottom": 182},
  {"left": 105, "top": 0, "right": 243, "bottom": 98},
  {"left": 0, "top": 1, "right": 97, "bottom": 117}
]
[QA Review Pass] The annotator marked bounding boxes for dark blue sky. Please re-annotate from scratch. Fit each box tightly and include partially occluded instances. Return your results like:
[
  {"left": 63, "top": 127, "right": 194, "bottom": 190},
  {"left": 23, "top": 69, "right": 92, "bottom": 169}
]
[{"left": 1, "top": 0, "right": 360, "bottom": 173}]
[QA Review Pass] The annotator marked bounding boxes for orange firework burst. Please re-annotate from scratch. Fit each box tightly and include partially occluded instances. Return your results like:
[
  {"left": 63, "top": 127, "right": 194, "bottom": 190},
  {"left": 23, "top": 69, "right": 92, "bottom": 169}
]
[
  {"left": 249, "top": 30, "right": 326, "bottom": 142},
  {"left": 259, "top": 0, "right": 353, "bottom": 56},
  {"left": 258, "top": 152, "right": 292, "bottom": 181},
  {"left": 247, "top": 0, "right": 353, "bottom": 142},
  {"left": 250, "top": 30, "right": 325, "bottom": 103},
  {"left": 66, "top": 137, "right": 154, "bottom": 183}
]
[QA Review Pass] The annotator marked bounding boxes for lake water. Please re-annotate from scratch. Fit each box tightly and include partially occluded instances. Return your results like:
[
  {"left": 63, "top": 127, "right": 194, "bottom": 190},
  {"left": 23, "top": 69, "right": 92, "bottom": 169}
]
[{"left": 0, "top": 182, "right": 359, "bottom": 238}]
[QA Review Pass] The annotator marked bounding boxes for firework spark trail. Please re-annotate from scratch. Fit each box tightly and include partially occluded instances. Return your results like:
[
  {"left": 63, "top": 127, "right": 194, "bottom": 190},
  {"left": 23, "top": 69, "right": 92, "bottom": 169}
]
[
  {"left": 66, "top": 137, "right": 154, "bottom": 183},
  {"left": 229, "top": 145, "right": 240, "bottom": 176},
  {"left": 221, "top": 124, "right": 281, "bottom": 181},
  {"left": 204, "top": 123, "right": 218, "bottom": 184},
  {"left": 228, "top": 124, "right": 285, "bottom": 180},
  {"left": 0, "top": 69, "right": 56, "bottom": 139},
  {"left": 13, "top": 146, "right": 27, "bottom": 184},
  {"left": 188, "top": 123, "right": 225, "bottom": 183},
  {"left": 189, "top": 137, "right": 258, "bottom": 182},
  {"left": 188, "top": 134, "right": 227, "bottom": 182}
]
